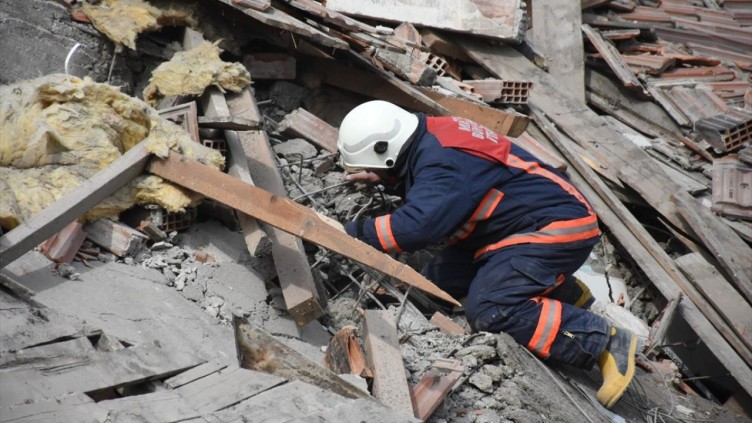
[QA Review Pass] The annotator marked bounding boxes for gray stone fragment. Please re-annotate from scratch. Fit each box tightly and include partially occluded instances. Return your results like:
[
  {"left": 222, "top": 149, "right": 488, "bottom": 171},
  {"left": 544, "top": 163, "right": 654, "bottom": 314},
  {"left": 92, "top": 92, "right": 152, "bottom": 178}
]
[
  {"left": 273, "top": 138, "right": 318, "bottom": 160},
  {"left": 270, "top": 81, "right": 309, "bottom": 111},
  {"left": 469, "top": 372, "right": 494, "bottom": 393}
]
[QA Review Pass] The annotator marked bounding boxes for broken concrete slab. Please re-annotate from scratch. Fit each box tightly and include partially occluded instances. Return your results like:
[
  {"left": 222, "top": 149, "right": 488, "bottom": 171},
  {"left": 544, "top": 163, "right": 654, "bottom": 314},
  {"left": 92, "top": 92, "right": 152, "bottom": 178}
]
[{"left": 25, "top": 261, "right": 237, "bottom": 363}]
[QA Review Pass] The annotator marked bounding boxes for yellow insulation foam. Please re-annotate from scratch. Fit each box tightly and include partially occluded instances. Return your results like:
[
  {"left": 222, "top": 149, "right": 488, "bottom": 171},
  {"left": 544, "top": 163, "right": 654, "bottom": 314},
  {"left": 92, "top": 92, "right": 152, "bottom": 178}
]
[
  {"left": 143, "top": 41, "right": 251, "bottom": 106},
  {"left": 0, "top": 74, "right": 224, "bottom": 231},
  {"left": 79, "top": 0, "right": 196, "bottom": 50}
]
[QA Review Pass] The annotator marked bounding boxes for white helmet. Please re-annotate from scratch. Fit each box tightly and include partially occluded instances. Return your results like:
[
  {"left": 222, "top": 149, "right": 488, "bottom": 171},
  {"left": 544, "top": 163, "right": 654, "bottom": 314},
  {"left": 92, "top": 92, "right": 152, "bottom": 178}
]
[{"left": 337, "top": 100, "right": 419, "bottom": 169}]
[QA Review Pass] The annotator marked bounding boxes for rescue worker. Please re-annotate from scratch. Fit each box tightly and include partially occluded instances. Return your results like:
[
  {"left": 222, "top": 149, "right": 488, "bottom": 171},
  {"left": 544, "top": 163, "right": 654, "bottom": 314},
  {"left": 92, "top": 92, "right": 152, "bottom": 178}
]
[{"left": 337, "top": 100, "right": 637, "bottom": 409}]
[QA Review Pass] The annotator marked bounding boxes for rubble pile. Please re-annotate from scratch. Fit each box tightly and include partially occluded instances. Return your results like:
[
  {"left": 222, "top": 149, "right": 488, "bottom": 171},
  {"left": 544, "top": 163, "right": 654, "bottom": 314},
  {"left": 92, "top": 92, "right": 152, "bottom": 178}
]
[{"left": 1, "top": 0, "right": 751, "bottom": 422}]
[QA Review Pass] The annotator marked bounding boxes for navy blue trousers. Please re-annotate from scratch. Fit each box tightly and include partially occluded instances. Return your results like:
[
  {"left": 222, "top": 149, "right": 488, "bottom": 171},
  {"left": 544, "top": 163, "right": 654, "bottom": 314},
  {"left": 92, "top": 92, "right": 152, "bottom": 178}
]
[{"left": 423, "top": 241, "right": 609, "bottom": 369}]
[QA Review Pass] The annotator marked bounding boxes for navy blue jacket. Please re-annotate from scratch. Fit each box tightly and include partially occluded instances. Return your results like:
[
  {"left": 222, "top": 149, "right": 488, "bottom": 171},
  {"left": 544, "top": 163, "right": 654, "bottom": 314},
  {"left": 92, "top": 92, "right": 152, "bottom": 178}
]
[{"left": 345, "top": 114, "right": 600, "bottom": 259}]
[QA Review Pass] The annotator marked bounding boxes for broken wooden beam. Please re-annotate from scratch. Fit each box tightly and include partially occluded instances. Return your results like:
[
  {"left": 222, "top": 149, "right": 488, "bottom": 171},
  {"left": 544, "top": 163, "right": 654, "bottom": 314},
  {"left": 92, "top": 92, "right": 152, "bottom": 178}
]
[
  {"left": 147, "top": 152, "right": 460, "bottom": 306},
  {"left": 324, "top": 325, "right": 373, "bottom": 378},
  {"left": 277, "top": 108, "right": 339, "bottom": 153},
  {"left": 40, "top": 221, "right": 87, "bottom": 264},
  {"left": 83, "top": 219, "right": 148, "bottom": 257},
  {"left": 233, "top": 316, "right": 371, "bottom": 400},
  {"left": 324, "top": 0, "right": 527, "bottom": 43},
  {"left": 0, "top": 143, "right": 150, "bottom": 269},
  {"left": 410, "top": 358, "right": 464, "bottom": 420},
  {"left": 363, "top": 309, "right": 413, "bottom": 415},
  {"left": 236, "top": 128, "right": 325, "bottom": 325},
  {"left": 199, "top": 85, "right": 270, "bottom": 258}
]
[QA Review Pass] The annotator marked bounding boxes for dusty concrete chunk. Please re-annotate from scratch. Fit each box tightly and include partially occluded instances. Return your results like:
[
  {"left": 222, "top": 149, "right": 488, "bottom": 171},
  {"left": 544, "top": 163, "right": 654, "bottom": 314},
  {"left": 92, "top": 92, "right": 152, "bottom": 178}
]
[{"left": 273, "top": 138, "right": 319, "bottom": 160}]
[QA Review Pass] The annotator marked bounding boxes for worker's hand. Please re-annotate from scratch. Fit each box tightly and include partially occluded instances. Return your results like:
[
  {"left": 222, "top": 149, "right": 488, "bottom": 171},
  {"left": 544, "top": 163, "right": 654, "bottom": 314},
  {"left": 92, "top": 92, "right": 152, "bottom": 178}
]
[{"left": 345, "top": 171, "right": 382, "bottom": 185}]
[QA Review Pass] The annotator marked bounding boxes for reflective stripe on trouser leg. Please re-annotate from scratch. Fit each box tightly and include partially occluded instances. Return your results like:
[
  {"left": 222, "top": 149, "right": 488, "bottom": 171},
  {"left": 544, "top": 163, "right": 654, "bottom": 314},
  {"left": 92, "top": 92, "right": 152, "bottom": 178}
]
[{"left": 527, "top": 297, "right": 562, "bottom": 359}]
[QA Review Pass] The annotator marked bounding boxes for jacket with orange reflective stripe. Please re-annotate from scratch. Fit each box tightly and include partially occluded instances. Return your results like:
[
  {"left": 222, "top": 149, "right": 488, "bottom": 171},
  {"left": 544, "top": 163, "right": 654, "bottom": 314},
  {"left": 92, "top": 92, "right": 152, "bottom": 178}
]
[{"left": 345, "top": 115, "right": 600, "bottom": 257}]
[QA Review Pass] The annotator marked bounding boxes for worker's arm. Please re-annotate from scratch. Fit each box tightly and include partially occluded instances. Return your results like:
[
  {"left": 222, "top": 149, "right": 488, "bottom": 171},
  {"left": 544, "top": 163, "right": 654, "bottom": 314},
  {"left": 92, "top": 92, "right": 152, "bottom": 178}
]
[{"left": 345, "top": 159, "right": 475, "bottom": 253}]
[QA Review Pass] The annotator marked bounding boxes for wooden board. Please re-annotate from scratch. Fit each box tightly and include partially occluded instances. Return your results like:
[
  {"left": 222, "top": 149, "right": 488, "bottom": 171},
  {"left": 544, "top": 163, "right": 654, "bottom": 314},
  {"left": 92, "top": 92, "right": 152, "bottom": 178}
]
[
  {"left": 325, "top": 0, "right": 526, "bottom": 42},
  {"left": 236, "top": 129, "right": 324, "bottom": 325},
  {"left": 362, "top": 309, "right": 413, "bottom": 415},
  {"left": 233, "top": 317, "right": 371, "bottom": 400},
  {"left": 148, "top": 152, "right": 459, "bottom": 306},
  {"left": 200, "top": 84, "right": 270, "bottom": 259},
  {"left": 676, "top": 253, "right": 752, "bottom": 351},
  {"left": 672, "top": 192, "right": 752, "bottom": 303},
  {"left": 531, "top": 0, "right": 585, "bottom": 103},
  {"left": 0, "top": 142, "right": 150, "bottom": 268}
]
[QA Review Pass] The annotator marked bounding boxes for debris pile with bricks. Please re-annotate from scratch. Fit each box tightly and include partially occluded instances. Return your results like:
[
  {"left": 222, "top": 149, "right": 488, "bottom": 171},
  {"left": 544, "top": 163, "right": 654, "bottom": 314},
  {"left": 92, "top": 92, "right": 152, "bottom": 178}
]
[{"left": 1, "top": 0, "right": 750, "bottom": 422}]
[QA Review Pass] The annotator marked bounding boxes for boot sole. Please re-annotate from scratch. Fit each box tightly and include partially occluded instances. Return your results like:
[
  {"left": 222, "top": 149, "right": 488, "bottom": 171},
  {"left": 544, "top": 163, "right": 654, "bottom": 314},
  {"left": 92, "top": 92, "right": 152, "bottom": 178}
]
[{"left": 602, "top": 334, "right": 638, "bottom": 409}]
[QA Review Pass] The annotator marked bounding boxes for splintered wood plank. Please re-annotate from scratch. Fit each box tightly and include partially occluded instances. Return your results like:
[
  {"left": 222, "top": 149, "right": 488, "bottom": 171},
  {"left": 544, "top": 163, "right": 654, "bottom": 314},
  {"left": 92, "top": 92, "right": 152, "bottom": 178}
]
[
  {"left": 362, "top": 310, "right": 413, "bottom": 415},
  {"left": 325, "top": 0, "right": 526, "bottom": 42},
  {"left": 83, "top": 219, "right": 147, "bottom": 257},
  {"left": 148, "top": 153, "right": 459, "bottom": 306},
  {"left": 233, "top": 317, "right": 371, "bottom": 400},
  {"left": 164, "top": 359, "right": 229, "bottom": 389},
  {"left": 324, "top": 326, "right": 373, "bottom": 378},
  {"left": 0, "top": 346, "right": 203, "bottom": 408},
  {"left": 175, "top": 366, "right": 285, "bottom": 415},
  {"left": 672, "top": 192, "right": 752, "bottom": 303},
  {"left": 98, "top": 390, "right": 200, "bottom": 423},
  {"left": 236, "top": 129, "right": 324, "bottom": 325},
  {"left": 532, "top": 0, "right": 585, "bottom": 103},
  {"left": 410, "top": 358, "right": 464, "bottom": 420},
  {"left": 675, "top": 253, "right": 752, "bottom": 351},
  {"left": 0, "top": 142, "right": 150, "bottom": 268},
  {"left": 277, "top": 108, "right": 339, "bottom": 153}
]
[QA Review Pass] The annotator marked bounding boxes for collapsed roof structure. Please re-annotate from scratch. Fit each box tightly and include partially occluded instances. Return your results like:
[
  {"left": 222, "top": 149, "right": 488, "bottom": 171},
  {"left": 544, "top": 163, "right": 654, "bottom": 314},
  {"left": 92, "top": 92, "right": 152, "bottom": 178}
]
[{"left": 1, "top": 0, "right": 750, "bottom": 421}]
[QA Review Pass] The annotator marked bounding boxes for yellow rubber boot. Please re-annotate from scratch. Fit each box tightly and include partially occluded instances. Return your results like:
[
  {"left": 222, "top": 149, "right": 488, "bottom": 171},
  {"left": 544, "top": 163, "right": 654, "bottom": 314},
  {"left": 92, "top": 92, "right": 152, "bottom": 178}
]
[
  {"left": 597, "top": 326, "right": 637, "bottom": 408},
  {"left": 573, "top": 277, "right": 594, "bottom": 309}
]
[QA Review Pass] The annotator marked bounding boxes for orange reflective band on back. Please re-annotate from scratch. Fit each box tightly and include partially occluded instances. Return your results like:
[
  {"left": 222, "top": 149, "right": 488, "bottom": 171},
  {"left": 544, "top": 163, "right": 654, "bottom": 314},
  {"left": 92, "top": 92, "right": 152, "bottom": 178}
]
[
  {"left": 505, "top": 154, "right": 595, "bottom": 215},
  {"left": 474, "top": 214, "right": 600, "bottom": 258},
  {"left": 375, "top": 215, "right": 402, "bottom": 254},
  {"left": 527, "top": 298, "right": 562, "bottom": 359},
  {"left": 447, "top": 189, "right": 504, "bottom": 243}
]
